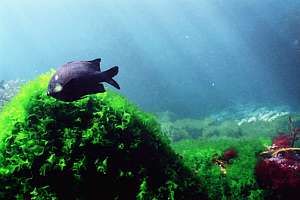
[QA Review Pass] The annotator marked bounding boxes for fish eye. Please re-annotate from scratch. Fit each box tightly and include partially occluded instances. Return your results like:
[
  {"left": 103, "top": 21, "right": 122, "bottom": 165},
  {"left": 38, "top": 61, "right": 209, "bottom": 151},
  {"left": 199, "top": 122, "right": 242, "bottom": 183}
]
[{"left": 53, "top": 83, "right": 63, "bottom": 93}]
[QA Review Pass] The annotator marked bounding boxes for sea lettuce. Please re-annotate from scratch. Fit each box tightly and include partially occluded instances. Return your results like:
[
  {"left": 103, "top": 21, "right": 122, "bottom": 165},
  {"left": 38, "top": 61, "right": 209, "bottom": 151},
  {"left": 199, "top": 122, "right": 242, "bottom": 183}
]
[{"left": 0, "top": 71, "right": 206, "bottom": 200}]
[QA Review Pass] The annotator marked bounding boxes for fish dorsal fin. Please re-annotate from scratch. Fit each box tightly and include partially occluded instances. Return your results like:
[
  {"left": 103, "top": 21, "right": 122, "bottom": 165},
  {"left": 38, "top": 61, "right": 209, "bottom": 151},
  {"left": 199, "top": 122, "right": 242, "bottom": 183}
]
[{"left": 88, "top": 58, "right": 101, "bottom": 71}]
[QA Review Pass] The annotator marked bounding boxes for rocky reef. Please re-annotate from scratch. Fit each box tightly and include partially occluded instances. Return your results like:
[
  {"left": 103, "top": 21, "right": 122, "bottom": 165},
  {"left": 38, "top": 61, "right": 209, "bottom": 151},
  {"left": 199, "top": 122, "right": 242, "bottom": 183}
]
[
  {"left": 157, "top": 107, "right": 299, "bottom": 142},
  {"left": 0, "top": 79, "right": 25, "bottom": 109},
  {"left": 0, "top": 72, "right": 206, "bottom": 200}
]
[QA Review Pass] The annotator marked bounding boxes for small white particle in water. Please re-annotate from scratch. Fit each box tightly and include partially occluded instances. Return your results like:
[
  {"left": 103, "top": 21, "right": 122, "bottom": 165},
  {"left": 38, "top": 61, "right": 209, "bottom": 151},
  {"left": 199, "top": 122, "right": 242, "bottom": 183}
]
[
  {"left": 185, "top": 35, "right": 190, "bottom": 39},
  {"left": 55, "top": 75, "right": 59, "bottom": 81},
  {"left": 211, "top": 82, "right": 215, "bottom": 87}
]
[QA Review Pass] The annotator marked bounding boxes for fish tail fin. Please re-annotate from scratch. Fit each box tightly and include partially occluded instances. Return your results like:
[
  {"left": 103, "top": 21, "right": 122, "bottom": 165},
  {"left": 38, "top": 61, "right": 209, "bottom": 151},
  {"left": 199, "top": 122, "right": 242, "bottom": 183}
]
[{"left": 101, "top": 66, "right": 120, "bottom": 89}]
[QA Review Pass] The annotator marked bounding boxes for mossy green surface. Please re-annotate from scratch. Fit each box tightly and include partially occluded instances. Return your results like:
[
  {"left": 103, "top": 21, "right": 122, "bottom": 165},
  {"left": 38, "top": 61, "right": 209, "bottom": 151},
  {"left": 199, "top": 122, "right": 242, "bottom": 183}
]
[
  {"left": 162, "top": 110, "right": 300, "bottom": 199},
  {"left": 172, "top": 137, "right": 271, "bottom": 200},
  {"left": 161, "top": 115, "right": 299, "bottom": 141},
  {"left": 0, "top": 72, "right": 206, "bottom": 199}
]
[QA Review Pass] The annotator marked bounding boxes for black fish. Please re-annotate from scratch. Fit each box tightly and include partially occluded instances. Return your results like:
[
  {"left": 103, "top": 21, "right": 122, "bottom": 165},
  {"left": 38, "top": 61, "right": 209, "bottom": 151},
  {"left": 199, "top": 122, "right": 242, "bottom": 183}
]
[{"left": 47, "top": 58, "right": 120, "bottom": 102}]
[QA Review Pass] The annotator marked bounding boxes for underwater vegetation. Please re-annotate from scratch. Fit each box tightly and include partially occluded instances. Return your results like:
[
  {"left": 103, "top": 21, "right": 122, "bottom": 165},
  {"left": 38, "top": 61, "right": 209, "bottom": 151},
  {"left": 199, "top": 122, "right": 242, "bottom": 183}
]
[
  {"left": 171, "top": 115, "right": 300, "bottom": 200},
  {"left": 256, "top": 118, "right": 300, "bottom": 200},
  {"left": 172, "top": 137, "right": 269, "bottom": 200},
  {"left": 212, "top": 148, "right": 238, "bottom": 175},
  {"left": 0, "top": 72, "right": 206, "bottom": 199},
  {"left": 1, "top": 72, "right": 300, "bottom": 200},
  {"left": 158, "top": 111, "right": 299, "bottom": 142}
]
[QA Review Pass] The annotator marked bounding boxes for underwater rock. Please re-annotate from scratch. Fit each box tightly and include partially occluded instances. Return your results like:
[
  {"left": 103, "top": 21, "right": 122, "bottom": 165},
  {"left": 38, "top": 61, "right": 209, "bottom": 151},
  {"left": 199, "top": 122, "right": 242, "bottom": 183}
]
[
  {"left": 0, "top": 79, "right": 25, "bottom": 109},
  {"left": 235, "top": 107, "right": 289, "bottom": 126},
  {"left": 158, "top": 113, "right": 297, "bottom": 141},
  {"left": 158, "top": 118, "right": 212, "bottom": 141},
  {"left": 208, "top": 104, "right": 290, "bottom": 126},
  {"left": 155, "top": 110, "right": 178, "bottom": 123},
  {"left": 0, "top": 72, "right": 206, "bottom": 200}
]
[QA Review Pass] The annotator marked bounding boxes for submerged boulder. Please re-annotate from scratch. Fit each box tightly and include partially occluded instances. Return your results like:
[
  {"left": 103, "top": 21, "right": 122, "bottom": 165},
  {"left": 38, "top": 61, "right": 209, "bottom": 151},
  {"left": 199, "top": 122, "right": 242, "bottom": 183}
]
[
  {"left": 0, "top": 71, "right": 206, "bottom": 200},
  {"left": 0, "top": 79, "right": 25, "bottom": 110}
]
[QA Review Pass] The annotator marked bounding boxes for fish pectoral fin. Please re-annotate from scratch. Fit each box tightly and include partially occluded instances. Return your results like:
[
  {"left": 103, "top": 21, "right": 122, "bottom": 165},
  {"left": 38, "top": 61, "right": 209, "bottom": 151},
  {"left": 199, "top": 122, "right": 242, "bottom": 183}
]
[
  {"left": 83, "top": 83, "right": 106, "bottom": 95},
  {"left": 91, "top": 83, "right": 105, "bottom": 93}
]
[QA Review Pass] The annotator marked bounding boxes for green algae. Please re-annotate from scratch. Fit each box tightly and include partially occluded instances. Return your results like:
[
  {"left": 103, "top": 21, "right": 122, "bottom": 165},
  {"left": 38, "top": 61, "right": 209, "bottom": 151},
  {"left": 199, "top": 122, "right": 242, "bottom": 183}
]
[
  {"left": 0, "top": 72, "right": 206, "bottom": 200},
  {"left": 172, "top": 137, "right": 271, "bottom": 200},
  {"left": 0, "top": 70, "right": 55, "bottom": 147},
  {"left": 160, "top": 114, "right": 300, "bottom": 141}
]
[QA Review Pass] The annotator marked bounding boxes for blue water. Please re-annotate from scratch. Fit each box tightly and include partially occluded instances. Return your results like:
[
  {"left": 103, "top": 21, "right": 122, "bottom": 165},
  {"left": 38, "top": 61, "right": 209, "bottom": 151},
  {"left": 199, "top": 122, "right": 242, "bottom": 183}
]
[{"left": 1, "top": 0, "right": 300, "bottom": 117}]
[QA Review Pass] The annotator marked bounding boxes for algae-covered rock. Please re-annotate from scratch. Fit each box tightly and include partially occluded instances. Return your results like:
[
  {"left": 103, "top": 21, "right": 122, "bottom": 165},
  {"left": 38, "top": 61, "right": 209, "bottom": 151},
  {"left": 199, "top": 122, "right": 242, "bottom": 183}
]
[
  {"left": 0, "top": 72, "right": 206, "bottom": 200},
  {"left": 172, "top": 137, "right": 270, "bottom": 200},
  {"left": 0, "top": 79, "right": 25, "bottom": 110},
  {"left": 159, "top": 114, "right": 300, "bottom": 141}
]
